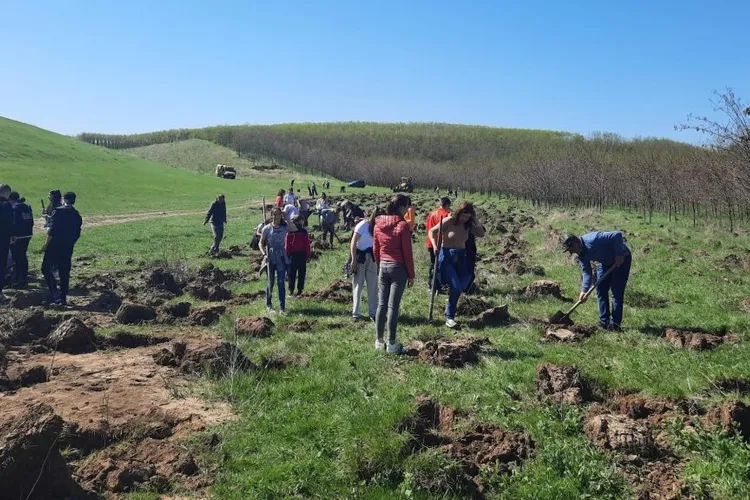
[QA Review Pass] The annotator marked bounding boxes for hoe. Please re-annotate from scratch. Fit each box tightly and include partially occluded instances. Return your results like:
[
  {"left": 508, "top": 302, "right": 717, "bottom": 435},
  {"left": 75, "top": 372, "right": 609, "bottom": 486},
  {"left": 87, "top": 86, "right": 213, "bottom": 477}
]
[{"left": 549, "top": 265, "right": 618, "bottom": 325}]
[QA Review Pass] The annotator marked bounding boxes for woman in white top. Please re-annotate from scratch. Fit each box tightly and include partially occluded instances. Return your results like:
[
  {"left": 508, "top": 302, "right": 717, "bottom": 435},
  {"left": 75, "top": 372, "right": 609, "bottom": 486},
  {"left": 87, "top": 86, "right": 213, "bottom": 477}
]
[
  {"left": 283, "top": 188, "right": 297, "bottom": 207},
  {"left": 350, "top": 210, "right": 380, "bottom": 321}
]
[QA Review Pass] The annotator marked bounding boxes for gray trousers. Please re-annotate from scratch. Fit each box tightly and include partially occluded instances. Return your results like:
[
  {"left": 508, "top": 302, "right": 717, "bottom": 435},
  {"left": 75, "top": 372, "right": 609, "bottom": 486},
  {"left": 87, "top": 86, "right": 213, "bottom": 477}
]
[
  {"left": 210, "top": 223, "right": 224, "bottom": 253},
  {"left": 375, "top": 261, "right": 408, "bottom": 345}
]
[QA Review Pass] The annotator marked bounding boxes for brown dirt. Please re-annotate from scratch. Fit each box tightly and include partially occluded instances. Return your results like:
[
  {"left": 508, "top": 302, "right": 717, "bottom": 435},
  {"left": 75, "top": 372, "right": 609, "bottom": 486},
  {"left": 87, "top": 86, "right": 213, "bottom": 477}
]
[
  {"left": 710, "top": 377, "right": 750, "bottom": 395},
  {"left": 543, "top": 324, "right": 598, "bottom": 342},
  {"left": 186, "top": 284, "right": 233, "bottom": 302},
  {"left": 703, "top": 400, "right": 750, "bottom": 440},
  {"left": 154, "top": 340, "right": 256, "bottom": 376},
  {"left": 0, "top": 309, "right": 61, "bottom": 344},
  {"left": 536, "top": 363, "right": 592, "bottom": 405},
  {"left": 663, "top": 327, "right": 738, "bottom": 350},
  {"left": 444, "top": 423, "right": 535, "bottom": 477},
  {"left": 456, "top": 295, "right": 492, "bottom": 317},
  {"left": 87, "top": 290, "right": 123, "bottom": 313},
  {"left": 584, "top": 413, "right": 657, "bottom": 457},
  {"left": 188, "top": 305, "right": 226, "bottom": 326},
  {"left": 300, "top": 279, "right": 352, "bottom": 304},
  {"left": 404, "top": 337, "right": 490, "bottom": 368},
  {"left": 467, "top": 305, "right": 512, "bottom": 328},
  {"left": 9, "top": 289, "right": 47, "bottom": 309},
  {"left": 524, "top": 280, "right": 563, "bottom": 298},
  {"left": 46, "top": 317, "right": 97, "bottom": 354},
  {"left": 160, "top": 301, "right": 192, "bottom": 319},
  {"left": 287, "top": 319, "right": 316, "bottom": 332},
  {"left": 235, "top": 316, "right": 275, "bottom": 338},
  {"left": 116, "top": 302, "right": 157, "bottom": 325}
]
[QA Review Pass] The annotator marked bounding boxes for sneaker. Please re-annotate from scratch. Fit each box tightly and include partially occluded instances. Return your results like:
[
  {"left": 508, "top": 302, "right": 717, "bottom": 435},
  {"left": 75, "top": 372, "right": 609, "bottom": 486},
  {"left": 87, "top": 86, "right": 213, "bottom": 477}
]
[
  {"left": 279, "top": 309, "right": 288, "bottom": 317},
  {"left": 445, "top": 318, "right": 458, "bottom": 329},
  {"left": 352, "top": 315, "right": 363, "bottom": 322},
  {"left": 374, "top": 340, "right": 385, "bottom": 350},
  {"left": 607, "top": 323, "right": 622, "bottom": 332},
  {"left": 387, "top": 343, "right": 404, "bottom": 355},
  {"left": 266, "top": 307, "right": 275, "bottom": 315}
]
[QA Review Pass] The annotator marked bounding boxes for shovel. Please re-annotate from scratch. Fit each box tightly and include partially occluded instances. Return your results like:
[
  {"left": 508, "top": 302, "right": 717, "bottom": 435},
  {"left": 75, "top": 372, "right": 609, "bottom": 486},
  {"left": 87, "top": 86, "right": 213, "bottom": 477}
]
[{"left": 549, "top": 264, "right": 618, "bottom": 325}]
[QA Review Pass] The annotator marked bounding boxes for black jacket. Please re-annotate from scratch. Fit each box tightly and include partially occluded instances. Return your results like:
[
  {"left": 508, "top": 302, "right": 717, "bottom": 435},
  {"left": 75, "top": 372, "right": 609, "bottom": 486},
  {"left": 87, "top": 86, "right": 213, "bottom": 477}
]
[
  {"left": 0, "top": 199, "right": 12, "bottom": 240},
  {"left": 12, "top": 202, "right": 33, "bottom": 237},
  {"left": 205, "top": 201, "right": 227, "bottom": 225},
  {"left": 48, "top": 205, "right": 82, "bottom": 248}
]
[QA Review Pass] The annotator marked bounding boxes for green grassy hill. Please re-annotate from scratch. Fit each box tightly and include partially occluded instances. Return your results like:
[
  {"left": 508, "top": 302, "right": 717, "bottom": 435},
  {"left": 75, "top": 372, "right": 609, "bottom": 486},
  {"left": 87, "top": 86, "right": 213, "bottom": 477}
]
[{"left": 0, "top": 117, "right": 332, "bottom": 215}]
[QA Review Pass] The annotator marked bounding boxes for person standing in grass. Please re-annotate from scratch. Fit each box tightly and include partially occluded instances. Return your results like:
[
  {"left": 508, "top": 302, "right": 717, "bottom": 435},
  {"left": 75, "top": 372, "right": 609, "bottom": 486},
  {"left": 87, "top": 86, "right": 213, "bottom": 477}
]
[
  {"left": 203, "top": 194, "right": 227, "bottom": 256},
  {"left": 351, "top": 209, "right": 380, "bottom": 322},
  {"left": 373, "top": 195, "right": 415, "bottom": 353},
  {"left": 260, "top": 207, "right": 297, "bottom": 316},
  {"left": 275, "top": 189, "right": 286, "bottom": 208},
  {"left": 0, "top": 184, "right": 14, "bottom": 303},
  {"left": 429, "top": 202, "right": 485, "bottom": 329},
  {"left": 319, "top": 207, "right": 338, "bottom": 247},
  {"left": 42, "top": 192, "right": 82, "bottom": 306},
  {"left": 283, "top": 188, "right": 297, "bottom": 207},
  {"left": 298, "top": 198, "right": 312, "bottom": 227},
  {"left": 316, "top": 193, "right": 329, "bottom": 228},
  {"left": 285, "top": 216, "right": 311, "bottom": 297},
  {"left": 9, "top": 192, "right": 33, "bottom": 288},
  {"left": 562, "top": 232, "right": 631, "bottom": 331},
  {"left": 425, "top": 197, "right": 452, "bottom": 289}
]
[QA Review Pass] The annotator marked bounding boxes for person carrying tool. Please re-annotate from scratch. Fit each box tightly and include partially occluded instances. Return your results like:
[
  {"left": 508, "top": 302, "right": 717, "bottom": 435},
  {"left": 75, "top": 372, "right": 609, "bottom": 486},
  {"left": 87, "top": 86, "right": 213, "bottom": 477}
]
[
  {"left": 42, "top": 192, "right": 82, "bottom": 306},
  {"left": 425, "top": 197, "right": 452, "bottom": 288},
  {"left": 429, "top": 201, "right": 485, "bottom": 329},
  {"left": 285, "top": 215, "right": 311, "bottom": 297},
  {"left": 562, "top": 232, "right": 632, "bottom": 331},
  {"left": 9, "top": 192, "right": 33, "bottom": 288},
  {"left": 203, "top": 194, "right": 227, "bottom": 256},
  {"left": 0, "top": 184, "right": 14, "bottom": 303}
]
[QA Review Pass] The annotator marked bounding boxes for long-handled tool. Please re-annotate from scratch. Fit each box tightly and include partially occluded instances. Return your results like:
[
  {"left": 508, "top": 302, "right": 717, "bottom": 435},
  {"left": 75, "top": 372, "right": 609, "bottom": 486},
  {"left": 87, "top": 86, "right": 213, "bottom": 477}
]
[
  {"left": 549, "top": 264, "right": 618, "bottom": 325},
  {"left": 428, "top": 219, "right": 443, "bottom": 322}
]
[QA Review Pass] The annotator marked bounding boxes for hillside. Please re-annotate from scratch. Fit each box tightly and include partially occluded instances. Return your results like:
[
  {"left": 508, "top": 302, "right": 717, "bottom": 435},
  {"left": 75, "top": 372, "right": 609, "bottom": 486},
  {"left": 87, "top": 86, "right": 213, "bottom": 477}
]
[{"left": 0, "top": 117, "right": 323, "bottom": 215}]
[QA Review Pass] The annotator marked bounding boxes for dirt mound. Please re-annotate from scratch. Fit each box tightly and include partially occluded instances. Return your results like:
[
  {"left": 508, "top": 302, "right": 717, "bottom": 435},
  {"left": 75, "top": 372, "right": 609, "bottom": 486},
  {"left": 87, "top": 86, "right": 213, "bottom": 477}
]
[
  {"left": 186, "top": 283, "right": 233, "bottom": 301},
  {"left": 637, "top": 461, "right": 691, "bottom": 500},
  {"left": 616, "top": 395, "right": 682, "bottom": 423},
  {"left": 235, "top": 316, "right": 274, "bottom": 338},
  {"left": 467, "top": 305, "right": 511, "bottom": 328},
  {"left": 704, "top": 400, "right": 750, "bottom": 440},
  {"left": 143, "top": 268, "right": 184, "bottom": 295},
  {"left": 536, "top": 363, "right": 591, "bottom": 405},
  {"left": 444, "top": 423, "right": 535, "bottom": 476},
  {"left": 543, "top": 324, "right": 598, "bottom": 342},
  {"left": 0, "top": 309, "right": 60, "bottom": 344},
  {"left": 75, "top": 439, "right": 203, "bottom": 494},
  {"left": 116, "top": 303, "right": 157, "bottom": 325},
  {"left": 524, "top": 280, "right": 563, "bottom": 298},
  {"left": 1, "top": 364, "right": 49, "bottom": 390},
  {"left": 87, "top": 290, "right": 123, "bottom": 313},
  {"left": 301, "top": 279, "right": 351, "bottom": 303},
  {"left": 457, "top": 295, "right": 492, "bottom": 316},
  {"left": 193, "top": 263, "right": 231, "bottom": 285},
  {"left": 154, "top": 341, "right": 256, "bottom": 376},
  {"left": 405, "top": 337, "right": 489, "bottom": 368},
  {"left": 663, "top": 327, "right": 738, "bottom": 350},
  {"left": 189, "top": 305, "right": 226, "bottom": 326},
  {"left": 160, "top": 301, "right": 191, "bottom": 319},
  {"left": 9, "top": 290, "right": 47, "bottom": 309},
  {"left": 584, "top": 413, "right": 657, "bottom": 457},
  {"left": 287, "top": 319, "right": 316, "bottom": 332},
  {"left": 0, "top": 402, "right": 90, "bottom": 499},
  {"left": 46, "top": 318, "right": 96, "bottom": 353}
]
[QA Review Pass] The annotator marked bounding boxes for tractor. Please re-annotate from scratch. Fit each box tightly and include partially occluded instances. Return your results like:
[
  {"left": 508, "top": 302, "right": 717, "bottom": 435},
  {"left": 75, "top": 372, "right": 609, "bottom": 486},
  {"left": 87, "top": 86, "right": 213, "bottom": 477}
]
[
  {"left": 393, "top": 176, "right": 414, "bottom": 193},
  {"left": 215, "top": 164, "right": 237, "bottom": 179}
]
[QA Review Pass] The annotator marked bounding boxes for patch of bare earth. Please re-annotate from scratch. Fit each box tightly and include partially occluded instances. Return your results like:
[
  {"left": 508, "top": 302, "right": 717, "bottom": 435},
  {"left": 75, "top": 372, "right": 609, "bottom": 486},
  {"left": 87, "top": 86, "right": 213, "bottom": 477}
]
[
  {"left": 543, "top": 324, "right": 598, "bottom": 342},
  {"left": 404, "top": 337, "right": 490, "bottom": 368},
  {"left": 300, "top": 279, "right": 352, "bottom": 304},
  {"left": 663, "top": 327, "right": 738, "bottom": 350}
]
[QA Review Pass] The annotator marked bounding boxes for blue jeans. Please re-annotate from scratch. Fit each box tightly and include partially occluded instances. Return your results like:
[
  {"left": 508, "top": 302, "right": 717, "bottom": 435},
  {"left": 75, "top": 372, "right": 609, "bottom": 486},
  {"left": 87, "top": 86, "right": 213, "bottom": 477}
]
[
  {"left": 596, "top": 255, "right": 631, "bottom": 326},
  {"left": 266, "top": 257, "right": 287, "bottom": 311},
  {"left": 440, "top": 248, "right": 470, "bottom": 319}
]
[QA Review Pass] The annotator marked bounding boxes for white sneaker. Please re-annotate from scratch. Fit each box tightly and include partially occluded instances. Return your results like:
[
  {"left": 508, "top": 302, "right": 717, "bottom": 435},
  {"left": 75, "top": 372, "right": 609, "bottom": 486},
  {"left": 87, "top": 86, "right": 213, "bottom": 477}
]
[
  {"left": 374, "top": 340, "right": 385, "bottom": 350},
  {"left": 279, "top": 309, "right": 288, "bottom": 317},
  {"left": 387, "top": 343, "right": 404, "bottom": 354},
  {"left": 445, "top": 318, "right": 458, "bottom": 329},
  {"left": 266, "top": 307, "right": 275, "bottom": 315}
]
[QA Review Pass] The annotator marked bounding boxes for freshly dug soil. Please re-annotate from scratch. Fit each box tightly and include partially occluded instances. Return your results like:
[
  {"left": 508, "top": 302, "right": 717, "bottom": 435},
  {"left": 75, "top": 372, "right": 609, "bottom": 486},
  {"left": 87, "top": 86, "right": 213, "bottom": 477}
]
[
  {"left": 584, "top": 413, "right": 657, "bottom": 458},
  {"left": 524, "top": 280, "right": 563, "bottom": 298},
  {"left": 704, "top": 400, "right": 750, "bottom": 440},
  {"left": 287, "top": 319, "right": 316, "bottom": 332},
  {"left": 405, "top": 337, "right": 489, "bottom": 368},
  {"left": 467, "top": 305, "right": 511, "bottom": 328},
  {"left": 86, "top": 290, "right": 123, "bottom": 313},
  {"left": 456, "top": 296, "right": 492, "bottom": 317},
  {"left": 300, "top": 279, "right": 351, "bottom": 304},
  {"left": 46, "top": 318, "right": 96, "bottom": 354},
  {"left": 536, "top": 363, "right": 591, "bottom": 405},
  {"left": 235, "top": 316, "right": 274, "bottom": 338},
  {"left": 663, "top": 327, "right": 738, "bottom": 350},
  {"left": 188, "top": 305, "right": 226, "bottom": 326},
  {"left": 116, "top": 303, "right": 157, "bottom": 325},
  {"left": 543, "top": 324, "right": 598, "bottom": 342}
]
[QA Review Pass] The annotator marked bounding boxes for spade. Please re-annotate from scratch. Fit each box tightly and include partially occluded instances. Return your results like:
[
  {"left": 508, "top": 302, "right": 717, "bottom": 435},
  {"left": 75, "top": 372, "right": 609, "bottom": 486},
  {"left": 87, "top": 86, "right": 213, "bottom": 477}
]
[{"left": 549, "top": 265, "right": 618, "bottom": 325}]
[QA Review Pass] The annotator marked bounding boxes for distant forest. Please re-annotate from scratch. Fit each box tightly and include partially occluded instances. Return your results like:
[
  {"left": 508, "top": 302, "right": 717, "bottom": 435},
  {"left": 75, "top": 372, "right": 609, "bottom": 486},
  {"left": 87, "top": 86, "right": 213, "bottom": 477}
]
[{"left": 79, "top": 90, "right": 749, "bottom": 229}]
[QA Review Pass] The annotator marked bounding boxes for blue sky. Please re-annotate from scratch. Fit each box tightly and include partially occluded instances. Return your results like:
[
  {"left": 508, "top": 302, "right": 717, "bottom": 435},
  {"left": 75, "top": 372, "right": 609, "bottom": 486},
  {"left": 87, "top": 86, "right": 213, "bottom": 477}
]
[{"left": 1, "top": 0, "right": 747, "bottom": 142}]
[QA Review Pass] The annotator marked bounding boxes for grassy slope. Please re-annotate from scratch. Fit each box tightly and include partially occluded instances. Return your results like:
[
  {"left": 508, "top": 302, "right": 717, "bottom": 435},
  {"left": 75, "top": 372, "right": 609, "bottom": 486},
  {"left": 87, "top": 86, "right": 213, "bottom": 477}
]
[
  {"left": 52, "top": 195, "right": 750, "bottom": 500},
  {"left": 0, "top": 117, "right": 343, "bottom": 215}
]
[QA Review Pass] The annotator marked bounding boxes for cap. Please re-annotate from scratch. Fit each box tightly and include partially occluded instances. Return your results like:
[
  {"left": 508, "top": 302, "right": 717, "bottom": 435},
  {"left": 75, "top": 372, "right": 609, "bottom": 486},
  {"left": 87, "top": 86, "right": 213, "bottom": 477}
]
[
  {"left": 562, "top": 234, "right": 579, "bottom": 252},
  {"left": 440, "top": 197, "right": 451, "bottom": 207}
]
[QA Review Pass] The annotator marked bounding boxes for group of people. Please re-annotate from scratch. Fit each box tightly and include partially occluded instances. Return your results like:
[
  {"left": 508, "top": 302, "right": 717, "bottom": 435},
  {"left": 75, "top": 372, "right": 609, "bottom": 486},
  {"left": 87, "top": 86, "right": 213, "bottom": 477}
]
[{"left": 0, "top": 185, "right": 82, "bottom": 305}]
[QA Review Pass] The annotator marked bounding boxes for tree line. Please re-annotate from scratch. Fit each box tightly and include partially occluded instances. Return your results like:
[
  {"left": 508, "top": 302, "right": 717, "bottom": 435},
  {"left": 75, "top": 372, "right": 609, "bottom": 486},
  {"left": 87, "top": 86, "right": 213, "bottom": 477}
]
[{"left": 78, "top": 90, "right": 750, "bottom": 230}]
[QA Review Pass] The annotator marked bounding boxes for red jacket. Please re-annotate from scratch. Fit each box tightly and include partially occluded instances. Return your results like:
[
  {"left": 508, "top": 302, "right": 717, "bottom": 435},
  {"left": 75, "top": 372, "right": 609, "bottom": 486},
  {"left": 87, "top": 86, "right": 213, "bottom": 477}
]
[
  {"left": 285, "top": 229, "right": 311, "bottom": 260},
  {"left": 373, "top": 215, "right": 415, "bottom": 279},
  {"left": 425, "top": 207, "right": 451, "bottom": 248}
]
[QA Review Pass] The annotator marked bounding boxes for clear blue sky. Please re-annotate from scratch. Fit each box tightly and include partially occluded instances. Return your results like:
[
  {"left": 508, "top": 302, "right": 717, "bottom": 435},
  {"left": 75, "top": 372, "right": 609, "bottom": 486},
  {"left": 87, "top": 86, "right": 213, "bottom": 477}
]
[{"left": 1, "top": 0, "right": 748, "bottom": 142}]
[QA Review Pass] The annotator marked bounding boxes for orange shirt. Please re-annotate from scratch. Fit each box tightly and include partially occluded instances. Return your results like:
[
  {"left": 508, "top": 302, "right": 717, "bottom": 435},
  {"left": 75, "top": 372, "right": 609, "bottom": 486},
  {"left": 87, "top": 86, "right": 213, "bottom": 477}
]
[
  {"left": 425, "top": 207, "right": 451, "bottom": 248},
  {"left": 404, "top": 206, "right": 416, "bottom": 231}
]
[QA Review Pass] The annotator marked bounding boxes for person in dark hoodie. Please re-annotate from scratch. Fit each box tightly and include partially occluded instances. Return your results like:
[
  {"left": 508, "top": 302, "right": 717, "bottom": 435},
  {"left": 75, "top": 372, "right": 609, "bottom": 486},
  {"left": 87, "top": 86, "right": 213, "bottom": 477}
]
[
  {"left": 203, "top": 194, "right": 227, "bottom": 255},
  {"left": 42, "top": 191, "right": 82, "bottom": 306},
  {"left": 0, "top": 184, "right": 13, "bottom": 302},
  {"left": 9, "top": 192, "right": 33, "bottom": 287},
  {"left": 285, "top": 215, "right": 311, "bottom": 296},
  {"left": 373, "top": 194, "right": 415, "bottom": 354}
]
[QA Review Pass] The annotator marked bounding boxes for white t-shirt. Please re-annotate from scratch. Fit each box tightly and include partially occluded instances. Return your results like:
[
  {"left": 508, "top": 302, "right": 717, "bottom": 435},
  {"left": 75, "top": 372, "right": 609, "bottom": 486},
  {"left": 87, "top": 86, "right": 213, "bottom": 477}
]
[
  {"left": 354, "top": 219, "right": 374, "bottom": 250},
  {"left": 283, "top": 193, "right": 297, "bottom": 206},
  {"left": 283, "top": 204, "right": 299, "bottom": 220}
]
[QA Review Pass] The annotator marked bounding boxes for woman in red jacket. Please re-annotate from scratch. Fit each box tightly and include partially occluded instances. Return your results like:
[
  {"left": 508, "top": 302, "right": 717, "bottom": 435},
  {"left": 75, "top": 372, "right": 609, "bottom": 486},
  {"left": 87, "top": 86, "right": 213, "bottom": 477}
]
[
  {"left": 275, "top": 189, "right": 285, "bottom": 208},
  {"left": 373, "top": 194, "right": 414, "bottom": 354},
  {"left": 285, "top": 216, "right": 311, "bottom": 296}
]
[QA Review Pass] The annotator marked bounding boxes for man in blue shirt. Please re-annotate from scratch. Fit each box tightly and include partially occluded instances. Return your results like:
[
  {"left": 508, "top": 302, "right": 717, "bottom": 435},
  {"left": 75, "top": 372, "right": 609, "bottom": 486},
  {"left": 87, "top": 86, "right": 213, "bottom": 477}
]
[{"left": 563, "top": 231, "right": 632, "bottom": 330}]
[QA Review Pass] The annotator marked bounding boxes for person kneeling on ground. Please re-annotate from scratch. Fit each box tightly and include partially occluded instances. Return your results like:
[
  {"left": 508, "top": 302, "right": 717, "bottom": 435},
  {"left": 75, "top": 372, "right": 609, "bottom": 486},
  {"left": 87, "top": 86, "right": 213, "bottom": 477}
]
[
  {"left": 351, "top": 210, "right": 380, "bottom": 321},
  {"left": 286, "top": 216, "right": 311, "bottom": 297},
  {"left": 10, "top": 192, "right": 33, "bottom": 288},
  {"left": 373, "top": 195, "right": 415, "bottom": 353},
  {"left": 42, "top": 192, "right": 83, "bottom": 306},
  {"left": 203, "top": 194, "right": 227, "bottom": 255},
  {"left": 260, "top": 207, "right": 297, "bottom": 316},
  {"left": 562, "top": 231, "right": 632, "bottom": 331},
  {"left": 429, "top": 201, "right": 485, "bottom": 329}
]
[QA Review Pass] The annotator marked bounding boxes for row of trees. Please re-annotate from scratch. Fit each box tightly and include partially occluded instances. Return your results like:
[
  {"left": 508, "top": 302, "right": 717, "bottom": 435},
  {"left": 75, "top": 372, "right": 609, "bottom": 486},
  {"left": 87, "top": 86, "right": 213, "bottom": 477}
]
[{"left": 78, "top": 90, "right": 749, "bottom": 230}]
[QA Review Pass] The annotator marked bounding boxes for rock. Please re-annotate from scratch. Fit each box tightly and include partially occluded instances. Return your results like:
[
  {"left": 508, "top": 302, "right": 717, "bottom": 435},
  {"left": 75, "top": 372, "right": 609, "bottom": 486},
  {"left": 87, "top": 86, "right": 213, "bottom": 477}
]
[
  {"left": 46, "top": 318, "right": 95, "bottom": 353},
  {"left": 467, "top": 305, "right": 510, "bottom": 328},
  {"left": 87, "top": 290, "right": 122, "bottom": 313},
  {"left": 524, "top": 280, "right": 562, "bottom": 298},
  {"left": 584, "top": 413, "right": 657, "bottom": 457},
  {"left": 188, "top": 305, "right": 226, "bottom": 326},
  {"left": 235, "top": 317, "right": 274, "bottom": 338},
  {"left": 116, "top": 303, "right": 157, "bottom": 325}
]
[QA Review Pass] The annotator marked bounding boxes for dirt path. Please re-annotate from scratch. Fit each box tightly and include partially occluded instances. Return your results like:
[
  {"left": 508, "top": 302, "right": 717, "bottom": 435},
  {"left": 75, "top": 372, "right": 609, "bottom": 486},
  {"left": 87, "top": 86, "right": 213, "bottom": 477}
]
[{"left": 33, "top": 204, "right": 255, "bottom": 231}]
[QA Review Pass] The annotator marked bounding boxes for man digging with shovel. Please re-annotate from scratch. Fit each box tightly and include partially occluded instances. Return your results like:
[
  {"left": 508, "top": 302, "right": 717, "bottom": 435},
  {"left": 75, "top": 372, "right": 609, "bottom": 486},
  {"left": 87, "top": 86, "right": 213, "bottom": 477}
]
[{"left": 560, "top": 232, "right": 632, "bottom": 331}]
